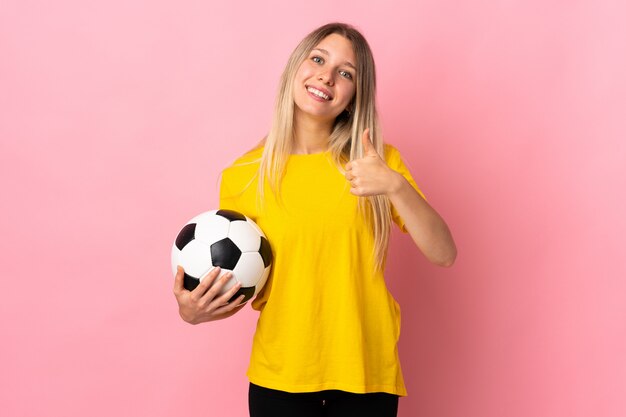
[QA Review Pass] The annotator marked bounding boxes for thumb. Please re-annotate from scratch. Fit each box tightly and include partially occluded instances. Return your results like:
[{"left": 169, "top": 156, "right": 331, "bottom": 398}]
[
  {"left": 174, "top": 265, "right": 186, "bottom": 293},
  {"left": 361, "top": 128, "right": 377, "bottom": 156}
]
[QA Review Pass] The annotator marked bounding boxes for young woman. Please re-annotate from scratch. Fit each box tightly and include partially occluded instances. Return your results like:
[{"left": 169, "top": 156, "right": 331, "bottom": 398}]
[{"left": 173, "top": 22, "right": 457, "bottom": 417}]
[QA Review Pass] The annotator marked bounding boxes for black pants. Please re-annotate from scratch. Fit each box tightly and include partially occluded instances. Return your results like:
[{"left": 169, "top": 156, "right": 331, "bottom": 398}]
[{"left": 249, "top": 382, "right": 399, "bottom": 417}]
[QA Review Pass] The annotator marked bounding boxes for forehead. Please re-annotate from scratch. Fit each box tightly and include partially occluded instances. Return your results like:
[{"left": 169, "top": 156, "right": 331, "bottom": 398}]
[{"left": 313, "top": 33, "right": 356, "bottom": 63}]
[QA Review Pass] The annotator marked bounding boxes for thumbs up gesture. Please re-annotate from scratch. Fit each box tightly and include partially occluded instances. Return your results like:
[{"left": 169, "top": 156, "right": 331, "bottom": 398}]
[{"left": 345, "top": 129, "right": 401, "bottom": 197}]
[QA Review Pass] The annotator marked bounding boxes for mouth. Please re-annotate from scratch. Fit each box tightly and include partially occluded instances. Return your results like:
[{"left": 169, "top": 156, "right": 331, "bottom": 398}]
[{"left": 305, "top": 85, "right": 333, "bottom": 101}]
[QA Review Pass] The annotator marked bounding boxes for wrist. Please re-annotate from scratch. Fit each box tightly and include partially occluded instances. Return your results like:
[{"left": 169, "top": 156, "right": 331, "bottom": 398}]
[{"left": 386, "top": 171, "right": 405, "bottom": 198}]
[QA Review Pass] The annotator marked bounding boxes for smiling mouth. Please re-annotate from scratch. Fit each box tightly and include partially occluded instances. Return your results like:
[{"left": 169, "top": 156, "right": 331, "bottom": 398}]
[{"left": 306, "top": 85, "right": 332, "bottom": 101}]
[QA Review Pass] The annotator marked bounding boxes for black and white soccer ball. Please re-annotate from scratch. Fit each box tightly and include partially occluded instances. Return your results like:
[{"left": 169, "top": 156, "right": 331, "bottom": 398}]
[{"left": 171, "top": 209, "right": 272, "bottom": 304}]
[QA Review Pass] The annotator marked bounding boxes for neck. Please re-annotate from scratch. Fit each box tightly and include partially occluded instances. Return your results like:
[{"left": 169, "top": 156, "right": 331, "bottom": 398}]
[{"left": 292, "top": 108, "right": 334, "bottom": 154}]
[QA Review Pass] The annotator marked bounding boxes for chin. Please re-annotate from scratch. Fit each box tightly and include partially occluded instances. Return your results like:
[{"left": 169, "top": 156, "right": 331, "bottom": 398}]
[{"left": 294, "top": 103, "right": 340, "bottom": 122}]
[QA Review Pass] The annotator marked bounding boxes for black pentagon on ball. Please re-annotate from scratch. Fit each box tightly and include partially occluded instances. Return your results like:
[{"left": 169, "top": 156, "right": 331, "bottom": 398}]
[
  {"left": 216, "top": 209, "right": 246, "bottom": 222},
  {"left": 175, "top": 223, "right": 196, "bottom": 251},
  {"left": 183, "top": 273, "right": 200, "bottom": 291},
  {"left": 211, "top": 238, "right": 241, "bottom": 270},
  {"left": 259, "top": 236, "right": 272, "bottom": 267}
]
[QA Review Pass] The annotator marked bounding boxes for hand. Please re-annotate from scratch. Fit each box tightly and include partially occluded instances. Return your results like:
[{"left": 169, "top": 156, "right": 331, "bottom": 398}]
[
  {"left": 344, "top": 129, "right": 401, "bottom": 197},
  {"left": 173, "top": 266, "right": 247, "bottom": 325}
]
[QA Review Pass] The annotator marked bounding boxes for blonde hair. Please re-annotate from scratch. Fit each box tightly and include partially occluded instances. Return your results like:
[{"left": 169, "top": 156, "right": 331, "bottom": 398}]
[{"left": 254, "top": 22, "right": 392, "bottom": 271}]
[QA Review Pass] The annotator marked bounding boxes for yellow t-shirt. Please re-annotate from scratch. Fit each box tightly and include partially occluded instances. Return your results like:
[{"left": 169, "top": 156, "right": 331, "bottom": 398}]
[{"left": 219, "top": 144, "right": 424, "bottom": 396}]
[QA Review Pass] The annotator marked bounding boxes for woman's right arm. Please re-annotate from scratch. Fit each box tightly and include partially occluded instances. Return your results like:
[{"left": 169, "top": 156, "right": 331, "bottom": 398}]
[{"left": 173, "top": 266, "right": 247, "bottom": 324}]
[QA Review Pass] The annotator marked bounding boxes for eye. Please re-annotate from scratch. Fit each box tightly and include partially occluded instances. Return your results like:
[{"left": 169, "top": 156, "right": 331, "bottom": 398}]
[
  {"left": 339, "top": 70, "right": 353, "bottom": 80},
  {"left": 311, "top": 56, "right": 324, "bottom": 64}
]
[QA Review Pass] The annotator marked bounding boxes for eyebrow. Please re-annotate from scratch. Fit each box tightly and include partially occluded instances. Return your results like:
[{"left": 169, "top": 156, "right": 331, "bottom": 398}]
[{"left": 312, "top": 48, "right": 357, "bottom": 71}]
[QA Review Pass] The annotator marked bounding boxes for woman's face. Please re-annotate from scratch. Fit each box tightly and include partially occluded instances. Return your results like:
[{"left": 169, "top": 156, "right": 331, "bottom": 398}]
[{"left": 292, "top": 33, "right": 357, "bottom": 123}]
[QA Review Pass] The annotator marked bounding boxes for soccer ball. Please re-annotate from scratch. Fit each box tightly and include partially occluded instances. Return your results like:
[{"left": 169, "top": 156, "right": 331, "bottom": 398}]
[{"left": 171, "top": 209, "right": 272, "bottom": 304}]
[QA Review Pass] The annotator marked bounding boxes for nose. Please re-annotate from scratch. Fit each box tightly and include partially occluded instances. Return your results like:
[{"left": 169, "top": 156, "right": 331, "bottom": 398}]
[{"left": 318, "top": 71, "right": 334, "bottom": 86}]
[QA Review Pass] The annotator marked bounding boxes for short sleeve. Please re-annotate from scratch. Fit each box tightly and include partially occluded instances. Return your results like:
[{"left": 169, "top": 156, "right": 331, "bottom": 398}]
[
  {"left": 384, "top": 145, "right": 426, "bottom": 233},
  {"left": 217, "top": 147, "right": 263, "bottom": 218}
]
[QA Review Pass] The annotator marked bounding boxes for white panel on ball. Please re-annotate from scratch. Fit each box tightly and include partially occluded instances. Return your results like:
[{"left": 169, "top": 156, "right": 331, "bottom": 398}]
[
  {"left": 193, "top": 211, "right": 230, "bottom": 244},
  {"left": 232, "top": 252, "right": 265, "bottom": 287},
  {"left": 228, "top": 221, "right": 262, "bottom": 252},
  {"left": 246, "top": 218, "right": 265, "bottom": 237},
  {"left": 179, "top": 240, "right": 213, "bottom": 279},
  {"left": 256, "top": 267, "right": 271, "bottom": 295}
]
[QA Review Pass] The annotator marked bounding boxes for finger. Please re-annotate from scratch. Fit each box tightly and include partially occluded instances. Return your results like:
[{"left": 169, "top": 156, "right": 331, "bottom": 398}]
[
  {"left": 190, "top": 266, "right": 222, "bottom": 300},
  {"left": 232, "top": 298, "right": 247, "bottom": 310},
  {"left": 222, "top": 290, "right": 246, "bottom": 308},
  {"left": 345, "top": 161, "right": 352, "bottom": 171},
  {"left": 215, "top": 294, "right": 247, "bottom": 314},
  {"left": 201, "top": 270, "right": 236, "bottom": 304},
  {"left": 349, "top": 180, "right": 367, "bottom": 195},
  {"left": 214, "top": 296, "right": 247, "bottom": 317},
  {"left": 361, "top": 128, "right": 377, "bottom": 156},
  {"left": 209, "top": 274, "right": 242, "bottom": 306},
  {"left": 173, "top": 265, "right": 186, "bottom": 295}
]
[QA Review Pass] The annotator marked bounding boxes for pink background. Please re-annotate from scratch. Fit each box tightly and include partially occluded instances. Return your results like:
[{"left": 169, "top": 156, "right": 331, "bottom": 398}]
[{"left": 1, "top": 1, "right": 625, "bottom": 416}]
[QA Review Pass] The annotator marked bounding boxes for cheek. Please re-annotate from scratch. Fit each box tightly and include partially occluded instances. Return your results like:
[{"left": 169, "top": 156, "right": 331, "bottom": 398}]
[
  {"left": 342, "top": 85, "right": 356, "bottom": 105},
  {"left": 349, "top": 85, "right": 356, "bottom": 99},
  {"left": 295, "top": 62, "right": 314, "bottom": 82}
]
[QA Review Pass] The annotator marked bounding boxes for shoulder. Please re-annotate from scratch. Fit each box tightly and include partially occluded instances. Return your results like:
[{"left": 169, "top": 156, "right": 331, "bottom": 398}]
[
  {"left": 383, "top": 143, "right": 400, "bottom": 156},
  {"left": 221, "top": 146, "right": 263, "bottom": 188},
  {"left": 224, "top": 146, "right": 264, "bottom": 171},
  {"left": 231, "top": 146, "right": 264, "bottom": 166},
  {"left": 382, "top": 143, "right": 404, "bottom": 166}
]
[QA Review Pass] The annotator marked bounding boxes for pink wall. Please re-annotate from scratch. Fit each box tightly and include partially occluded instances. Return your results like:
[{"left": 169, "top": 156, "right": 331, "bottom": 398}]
[{"left": 1, "top": 1, "right": 624, "bottom": 416}]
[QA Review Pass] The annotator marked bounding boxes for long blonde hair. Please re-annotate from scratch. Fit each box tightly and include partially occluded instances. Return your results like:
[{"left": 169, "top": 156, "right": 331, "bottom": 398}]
[{"left": 256, "top": 22, "right": 392, "bottom": 271}]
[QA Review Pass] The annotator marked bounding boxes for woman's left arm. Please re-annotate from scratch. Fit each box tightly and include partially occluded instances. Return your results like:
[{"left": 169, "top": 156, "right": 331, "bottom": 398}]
[
  {"left": 345, "top": 129, "right": 457, "bottom": 267},
  {"left": 386, "top": 173, "right": 457, "bottom": 267}
]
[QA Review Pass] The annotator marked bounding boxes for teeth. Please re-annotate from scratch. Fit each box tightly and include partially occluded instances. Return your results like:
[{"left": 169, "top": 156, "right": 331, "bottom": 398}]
[{"left": 307, "top": 86, "right": 330, "bottom": 100}]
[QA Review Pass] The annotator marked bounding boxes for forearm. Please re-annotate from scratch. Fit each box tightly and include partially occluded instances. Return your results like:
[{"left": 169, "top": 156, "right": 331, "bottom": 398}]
[{"left": 387, "top": 173, "right": 457, "bottom": 267}]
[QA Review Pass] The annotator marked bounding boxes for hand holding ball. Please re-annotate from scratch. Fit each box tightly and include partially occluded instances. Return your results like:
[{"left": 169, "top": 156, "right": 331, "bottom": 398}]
[{"left": 171, "top": 210, "right": 273, "bottom": 306}]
